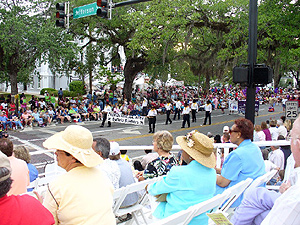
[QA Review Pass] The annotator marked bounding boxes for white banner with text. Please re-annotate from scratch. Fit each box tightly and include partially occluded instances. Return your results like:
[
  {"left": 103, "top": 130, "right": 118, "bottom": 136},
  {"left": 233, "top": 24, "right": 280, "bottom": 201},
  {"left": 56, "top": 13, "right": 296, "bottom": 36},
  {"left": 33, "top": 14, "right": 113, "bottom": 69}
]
[{"left": 107, "top": 113, "right": 146, "bottom": 125}]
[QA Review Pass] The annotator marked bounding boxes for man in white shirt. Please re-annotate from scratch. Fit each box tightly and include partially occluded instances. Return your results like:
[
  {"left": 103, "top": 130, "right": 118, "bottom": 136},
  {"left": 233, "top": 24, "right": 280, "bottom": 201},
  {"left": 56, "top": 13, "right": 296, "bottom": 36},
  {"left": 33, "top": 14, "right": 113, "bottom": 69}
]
[
  {"left": 93, "top": 137, "right": 120, "bottom": 189},
  {"left": 142, "top": 97, "right": 148, "bottom": 116},
  {"left": 165, "top": 100, "right": 172, "bottom": 125},
  {"left": 269, "top": 120, "right": 279, "bottom": 141},
  {"left": 231, "top": 115, "right": 300, "bottom": 225},
  {"left": 181, "top": 102, "right": 191, "bottom": 128},
  {"left": 269, "top": 145, "right": 284, "bottom": 171},
  {"left": 203, "top": 100, "right": 212, "bottom": 125},
  {"left": 147, "top": 106, "right": 157, "bottom": 133},
  {"left": 100, "top": 103, "right": 112, "bottom": 127},
  {"left": 261, "top": 116, "right": 300, "bottom": 225},
  {"left": 191, "top": 99, "right": 198, "bottom": 122},
  {"left": 277, "top": 119, "right": 287, "bottom": 138},
  {"left": 173, "top": 99, "right": 182, "bottom": 120},
  {"left": 269, "top": 145, "right": 284, "bottom": 183}
]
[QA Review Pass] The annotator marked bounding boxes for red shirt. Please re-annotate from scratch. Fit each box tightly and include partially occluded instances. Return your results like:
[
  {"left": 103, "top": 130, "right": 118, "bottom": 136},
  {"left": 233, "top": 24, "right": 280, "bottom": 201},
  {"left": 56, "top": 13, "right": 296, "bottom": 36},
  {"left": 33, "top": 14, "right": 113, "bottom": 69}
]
[
  {"left": 9, "top": 103, "right": 16, "bottom": 111},
  {"left": 0, "top": 194, "right": 54, "bottom": 225}
]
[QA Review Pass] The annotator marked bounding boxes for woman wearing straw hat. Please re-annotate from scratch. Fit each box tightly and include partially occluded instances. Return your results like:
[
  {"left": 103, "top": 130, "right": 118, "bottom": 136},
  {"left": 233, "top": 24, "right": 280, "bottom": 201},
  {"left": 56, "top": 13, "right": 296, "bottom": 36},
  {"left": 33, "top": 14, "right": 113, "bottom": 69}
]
[
  {"left": 42, "top": 125, "right": 115, "bottom": 225},
  {"left": 146, "top": 130, "right": 216, "bottom": 224}
]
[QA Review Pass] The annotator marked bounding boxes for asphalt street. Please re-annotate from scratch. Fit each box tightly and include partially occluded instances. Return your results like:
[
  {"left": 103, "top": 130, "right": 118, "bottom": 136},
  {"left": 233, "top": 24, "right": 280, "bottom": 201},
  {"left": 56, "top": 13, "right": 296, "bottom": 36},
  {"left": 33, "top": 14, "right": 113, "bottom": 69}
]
[{"left": 7, "top": 104, "right": 285, "bottom": 172}]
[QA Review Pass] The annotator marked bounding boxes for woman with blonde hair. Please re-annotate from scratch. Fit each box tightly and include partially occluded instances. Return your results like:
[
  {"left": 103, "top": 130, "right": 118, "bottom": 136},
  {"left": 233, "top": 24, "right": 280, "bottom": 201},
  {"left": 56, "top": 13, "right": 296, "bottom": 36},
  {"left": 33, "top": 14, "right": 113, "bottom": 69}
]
[
  {"left": 13, "top": 146, "right": 38, "bottom": 191},
  {"left": 254, "top": 124, "right": 266, "bottom": 142},
  {"left": 137, "top": 130, "right": 179, "bottom": 181}
]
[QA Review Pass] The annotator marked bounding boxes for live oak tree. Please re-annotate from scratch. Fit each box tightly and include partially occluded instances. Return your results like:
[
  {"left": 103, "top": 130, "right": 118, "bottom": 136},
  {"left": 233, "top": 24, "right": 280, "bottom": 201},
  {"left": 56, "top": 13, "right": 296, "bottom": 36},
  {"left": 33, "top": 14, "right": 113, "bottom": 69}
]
[{"left": 0, "top": 0, "right": 78, "bottom": 95}]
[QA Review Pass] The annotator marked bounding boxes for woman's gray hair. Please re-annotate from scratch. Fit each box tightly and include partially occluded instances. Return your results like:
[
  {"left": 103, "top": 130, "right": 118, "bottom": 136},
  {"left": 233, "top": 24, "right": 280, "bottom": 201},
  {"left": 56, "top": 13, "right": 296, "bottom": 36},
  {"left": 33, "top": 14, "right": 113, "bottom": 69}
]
[
  {"left": 13, "top": 146, "right": 31, "bottom": 164},
  {"left": 153, "top": 130, "right": 174, "bottom": 152},
  {"left": 93, "top": 138, "right": 110, "bottom": 159}
]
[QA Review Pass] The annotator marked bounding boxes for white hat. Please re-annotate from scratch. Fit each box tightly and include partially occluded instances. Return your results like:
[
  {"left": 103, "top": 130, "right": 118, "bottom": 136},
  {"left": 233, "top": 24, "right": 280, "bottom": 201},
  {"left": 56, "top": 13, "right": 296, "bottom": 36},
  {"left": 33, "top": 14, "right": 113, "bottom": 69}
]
[
  {"left": 110, "top": 142, "right": 120, "bottom": 156},
  {"left": 43, "top": 125, "right": 103, "bottom": 167},
  {"left": 223, "top": 126, "right": 230, "bottom": 133}
]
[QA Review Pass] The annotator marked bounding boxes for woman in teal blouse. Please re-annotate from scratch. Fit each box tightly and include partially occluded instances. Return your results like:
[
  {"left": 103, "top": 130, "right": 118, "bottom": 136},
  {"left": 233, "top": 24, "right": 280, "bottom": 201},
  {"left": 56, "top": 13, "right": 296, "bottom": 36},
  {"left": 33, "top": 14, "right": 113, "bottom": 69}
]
[
  {"left": 215, "top": 118, "right": 265, "bottom": 207},
  {"left": 147, "top": 131, "right": 216, "bottom": 225}
]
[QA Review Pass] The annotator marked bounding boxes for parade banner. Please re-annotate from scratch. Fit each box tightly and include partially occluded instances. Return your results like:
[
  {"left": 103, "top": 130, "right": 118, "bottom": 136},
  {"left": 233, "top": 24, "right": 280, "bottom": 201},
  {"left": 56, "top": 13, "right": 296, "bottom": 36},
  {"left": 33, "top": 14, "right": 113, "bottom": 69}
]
[
  {"left": 238, "top": 100, "right": 259, "bottom": 114},
  {"left": 107, "top": 113, "right": 145, "bottom": 125},
  {"left": 229, "top": 100, "right": 238, "bottom": 112}
]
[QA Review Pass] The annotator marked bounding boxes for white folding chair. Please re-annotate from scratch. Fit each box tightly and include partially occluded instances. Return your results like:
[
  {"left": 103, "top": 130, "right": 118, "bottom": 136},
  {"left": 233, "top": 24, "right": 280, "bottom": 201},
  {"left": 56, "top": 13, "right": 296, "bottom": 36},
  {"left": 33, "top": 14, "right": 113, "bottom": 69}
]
[
  {"left": 219, "top": 178, "right": 253, "bottom": 212},
  {"left": 113, "top": 177, "right": 162, "bottom": 225},
  {"left": 244, "top": 170, "right": 277, "bottom": 198},
  {"left": 151, "top": 193, "right": 230, "bottom": 225},
  {"left": 36, "top": 162, "right": 66, "bottom": 197},
  {"left": 27, "top": 178, "right": 39, "bottom": 192},
  {"left": 209, "top": 178, "right": 253, "bottom": 221}
]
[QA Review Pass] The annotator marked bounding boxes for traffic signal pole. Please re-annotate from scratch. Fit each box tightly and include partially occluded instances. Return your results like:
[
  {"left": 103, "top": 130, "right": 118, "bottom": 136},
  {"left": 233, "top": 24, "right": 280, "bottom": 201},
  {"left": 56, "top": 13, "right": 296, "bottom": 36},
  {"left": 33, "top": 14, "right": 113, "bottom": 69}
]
[{"left": 245, "top": 0, "right": 258, "bottom": 124}]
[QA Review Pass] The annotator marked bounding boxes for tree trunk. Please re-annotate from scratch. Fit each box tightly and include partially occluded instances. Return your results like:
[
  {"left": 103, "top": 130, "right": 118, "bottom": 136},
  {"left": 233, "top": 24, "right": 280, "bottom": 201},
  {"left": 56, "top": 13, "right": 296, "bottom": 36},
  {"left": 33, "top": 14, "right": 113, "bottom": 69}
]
[
  {"left": 89, "top": 66, "right": 93, "bottom": 93},
  {"left": 273, "top": 59, "right": 281, "bottom": 88},
  {"left": 9, "top": 72, "right": 18, "bottom": 95},
  {"left": 296, "top": 71, "right": 299, "bottom": 88},
  {"left": 123, "top": 65, "right": 136, "bottom": 101},
  {"left": 198, "top": 72, "right": 201, "bottom": 96},
  {"left": 123, "top": 57, "right": 147, "bottom": 101},
  {"left": 205, "top": 69, "right": 210, "bottom": 95}
]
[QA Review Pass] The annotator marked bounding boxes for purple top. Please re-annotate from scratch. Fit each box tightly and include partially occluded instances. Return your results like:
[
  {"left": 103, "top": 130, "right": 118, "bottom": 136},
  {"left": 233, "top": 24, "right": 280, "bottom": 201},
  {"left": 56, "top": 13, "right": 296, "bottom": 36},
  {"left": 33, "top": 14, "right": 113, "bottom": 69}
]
[{"left": 263, "top": 129, "right": 272, "bottom": 141}]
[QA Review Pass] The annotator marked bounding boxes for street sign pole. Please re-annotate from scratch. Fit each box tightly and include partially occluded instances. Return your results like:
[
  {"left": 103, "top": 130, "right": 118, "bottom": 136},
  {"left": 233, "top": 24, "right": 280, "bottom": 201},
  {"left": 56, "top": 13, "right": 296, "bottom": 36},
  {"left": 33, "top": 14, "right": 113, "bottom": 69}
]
[{"left": 245, "top": 0, "right": 258, "bottom": 125}]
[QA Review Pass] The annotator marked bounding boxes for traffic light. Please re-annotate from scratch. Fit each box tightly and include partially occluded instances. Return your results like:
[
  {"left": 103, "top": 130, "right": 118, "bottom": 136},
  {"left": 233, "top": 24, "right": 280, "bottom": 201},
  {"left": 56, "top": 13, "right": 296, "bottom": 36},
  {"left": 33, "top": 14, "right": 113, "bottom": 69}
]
[
  {"left": 56, "top": 2, "right": 69, "bottom": 28},
  {"left": 253, "top": 66, "right": 273, "bottom": 85},
  {"left": 233, "top": 64, "right": 273, "bottom": 85},
  {"left": 233, "top": 66, "right": 249, "bottom": 85},
  {"left": 97, "top": 0, "right": 108, "bottom": 18}
]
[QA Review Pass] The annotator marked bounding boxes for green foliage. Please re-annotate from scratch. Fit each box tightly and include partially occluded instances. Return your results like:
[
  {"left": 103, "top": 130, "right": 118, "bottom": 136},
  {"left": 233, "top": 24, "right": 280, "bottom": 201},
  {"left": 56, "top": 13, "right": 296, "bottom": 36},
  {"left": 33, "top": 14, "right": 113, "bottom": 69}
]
[
  {"left": 69, "top": 81, "right": 86, "bottom": 95},
  {"left": 40, "top": 88, "right": 58, "bottom": 96},
  {"left": 63, "top": 90, "right": 79, "bottom": 98},
  {"left": 0, "top": 0, "right": 79, "bottom": 94},
  {"left": 279, "top": 77, "right": 293, "bottom": 88},
  {"left": 95, "top": 66, "right": 124, "bottom": 91}
]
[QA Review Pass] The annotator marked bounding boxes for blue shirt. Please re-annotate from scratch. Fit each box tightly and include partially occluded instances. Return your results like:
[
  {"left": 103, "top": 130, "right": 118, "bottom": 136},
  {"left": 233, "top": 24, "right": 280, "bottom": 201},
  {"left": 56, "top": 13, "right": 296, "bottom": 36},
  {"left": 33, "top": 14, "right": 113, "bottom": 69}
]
[
  {"left": 116, "top": 159, "right": 139, "bottom": 207},
  {"left": 0, "top": 115, "right": 9, "bottom": 122},
  {"left": 148, "top": 160, "right": 216, "bottom": 225},
  {"left": 215, "top": 139, "right": 265, "bottom": 207},
  {"left": 27, "top": 163, "right": 38, "bottom": 191}
]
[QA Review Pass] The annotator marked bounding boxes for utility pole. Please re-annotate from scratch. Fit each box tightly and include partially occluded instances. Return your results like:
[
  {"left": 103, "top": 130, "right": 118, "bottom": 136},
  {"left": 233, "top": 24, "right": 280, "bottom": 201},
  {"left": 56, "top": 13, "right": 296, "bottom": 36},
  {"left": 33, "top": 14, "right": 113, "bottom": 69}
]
[{"left": 245, "top": 0, "right": 258, "bottom": 124}]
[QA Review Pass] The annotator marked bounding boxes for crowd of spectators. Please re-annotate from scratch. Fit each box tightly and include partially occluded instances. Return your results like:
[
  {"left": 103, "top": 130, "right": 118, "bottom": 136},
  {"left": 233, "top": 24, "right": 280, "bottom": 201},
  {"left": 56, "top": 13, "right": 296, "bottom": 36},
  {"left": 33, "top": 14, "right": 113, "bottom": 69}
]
[{"left": 0, "top": 85, "right": 299, "bottom": 133}]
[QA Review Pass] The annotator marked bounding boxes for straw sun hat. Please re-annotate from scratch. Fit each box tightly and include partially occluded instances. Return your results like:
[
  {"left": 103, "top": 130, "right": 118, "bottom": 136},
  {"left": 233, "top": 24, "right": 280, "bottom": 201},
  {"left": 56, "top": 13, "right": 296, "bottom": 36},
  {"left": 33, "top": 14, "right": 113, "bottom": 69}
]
[
  {"left": 43, "top": 125, "right": 103, "bottom": 167},
  {"left": 176, "top": 130, "right": 216, "bottom": 168}
]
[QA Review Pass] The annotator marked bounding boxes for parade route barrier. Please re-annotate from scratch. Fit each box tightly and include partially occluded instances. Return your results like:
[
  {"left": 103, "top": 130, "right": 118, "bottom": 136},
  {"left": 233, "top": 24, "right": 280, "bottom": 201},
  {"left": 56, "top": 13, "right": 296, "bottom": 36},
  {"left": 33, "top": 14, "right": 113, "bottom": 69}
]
[
  {"left": 107, "top": 112, "right": 146, "bottom": 125},
  {"left": 29, "top": 140, "right": 290, "bottom": 189},
  {"left": 228, "top": 101, "right": 238, "bottom": 112},
  {"left": 238, "top": 100, "right": 259, "bottom": 115}
]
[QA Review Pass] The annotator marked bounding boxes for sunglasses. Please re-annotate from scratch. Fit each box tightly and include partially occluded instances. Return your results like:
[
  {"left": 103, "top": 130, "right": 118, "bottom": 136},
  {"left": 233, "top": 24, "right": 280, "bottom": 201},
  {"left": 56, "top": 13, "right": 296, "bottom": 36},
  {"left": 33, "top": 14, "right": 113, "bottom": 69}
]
[{"left": 229, "top": 129, "right": 239, "bottom": 134}]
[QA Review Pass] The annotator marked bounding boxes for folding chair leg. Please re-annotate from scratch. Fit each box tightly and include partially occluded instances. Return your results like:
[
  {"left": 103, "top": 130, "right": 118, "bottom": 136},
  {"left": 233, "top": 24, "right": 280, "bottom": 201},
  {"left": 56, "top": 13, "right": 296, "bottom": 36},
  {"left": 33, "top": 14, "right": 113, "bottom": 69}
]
[{"left": 136, "top": 209, "right": 148, "bottom": 224}]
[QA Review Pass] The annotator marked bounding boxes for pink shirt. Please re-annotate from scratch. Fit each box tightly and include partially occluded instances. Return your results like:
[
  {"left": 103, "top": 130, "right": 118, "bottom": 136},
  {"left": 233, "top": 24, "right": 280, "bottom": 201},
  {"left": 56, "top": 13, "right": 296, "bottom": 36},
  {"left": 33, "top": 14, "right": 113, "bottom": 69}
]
[{"left": 8, "top": 156, "right": 30, "bottom": 196}]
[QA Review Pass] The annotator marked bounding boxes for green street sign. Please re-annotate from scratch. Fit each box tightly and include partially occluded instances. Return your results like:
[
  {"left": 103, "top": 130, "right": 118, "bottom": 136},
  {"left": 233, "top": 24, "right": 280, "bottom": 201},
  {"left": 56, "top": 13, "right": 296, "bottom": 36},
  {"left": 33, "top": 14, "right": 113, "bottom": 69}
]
[{"left": 73, "top": 3, "right": 99, "bottom": 19}]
